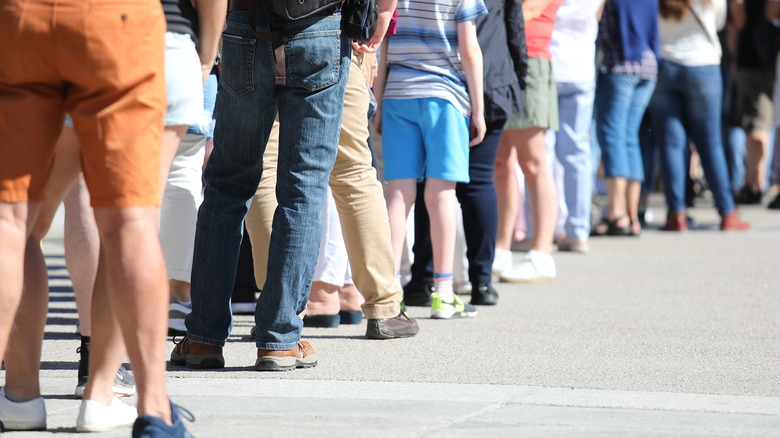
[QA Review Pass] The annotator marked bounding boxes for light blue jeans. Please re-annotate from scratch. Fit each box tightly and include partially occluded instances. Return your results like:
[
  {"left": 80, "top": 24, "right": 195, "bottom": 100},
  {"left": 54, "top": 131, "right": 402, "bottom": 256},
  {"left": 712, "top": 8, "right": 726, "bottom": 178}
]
[
  {"left": 186, "top": 11, "right": 350, "bottom": 350},
  {"left": 547, "top": 80, "right": 596, "bottom": 240},
  {"left": 595, "top": 73, "right": 656, "bottom": 182}
]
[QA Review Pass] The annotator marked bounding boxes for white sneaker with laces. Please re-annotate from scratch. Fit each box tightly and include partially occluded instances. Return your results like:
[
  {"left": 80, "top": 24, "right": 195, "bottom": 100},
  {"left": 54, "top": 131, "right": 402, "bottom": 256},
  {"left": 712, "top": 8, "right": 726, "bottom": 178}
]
[
  {"left": 0, "top": 388, "right": 46, "bottom": 431},
  {"left": 76, "top": 397, "right": 137, "bottom": 432},
  {"left": 499, "top": 251, "right": 556, "bottom": 283}
]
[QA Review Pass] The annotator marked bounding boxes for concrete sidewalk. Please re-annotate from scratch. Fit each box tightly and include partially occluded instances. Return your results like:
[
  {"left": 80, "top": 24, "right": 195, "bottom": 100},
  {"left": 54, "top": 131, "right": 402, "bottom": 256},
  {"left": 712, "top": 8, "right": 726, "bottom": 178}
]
[{"left": 3, "top": 196, "right": 780, "bottom": 437}]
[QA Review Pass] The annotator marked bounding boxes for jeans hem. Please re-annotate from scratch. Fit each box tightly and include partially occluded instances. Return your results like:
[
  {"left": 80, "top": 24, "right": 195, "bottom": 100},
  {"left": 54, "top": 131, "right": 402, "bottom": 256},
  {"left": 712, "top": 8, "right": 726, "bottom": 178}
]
[
  {"left": 186, "top": 333, "right": 226, "bottom": 348},
  {"left": 256, "top": 341, "right": 301, "bottom": 351}
]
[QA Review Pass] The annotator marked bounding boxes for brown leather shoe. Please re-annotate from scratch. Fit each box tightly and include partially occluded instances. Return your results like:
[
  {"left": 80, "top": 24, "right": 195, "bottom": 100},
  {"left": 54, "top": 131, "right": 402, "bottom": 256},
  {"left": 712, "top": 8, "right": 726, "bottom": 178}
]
[
  {"left": 170, "top": 335, "right": 224, "bottom": 369},
  {"left": 366, "top": 311, "right": 419, "bottom": 339},
  {"left": 660, "top": 212, "right": 687, "bottom": 231},
  {"left": 255, "top": 340, "right": 317, "bottom": 371},
  {"left": 720, "top": 210, "right": 750, "bottom": 231}
]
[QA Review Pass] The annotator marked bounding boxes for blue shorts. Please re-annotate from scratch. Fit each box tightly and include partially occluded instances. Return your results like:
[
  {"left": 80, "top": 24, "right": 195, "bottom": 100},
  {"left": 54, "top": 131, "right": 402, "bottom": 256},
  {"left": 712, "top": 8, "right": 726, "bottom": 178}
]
[{"left": 382, "top": 97, "right": 470, "bottom": 183}]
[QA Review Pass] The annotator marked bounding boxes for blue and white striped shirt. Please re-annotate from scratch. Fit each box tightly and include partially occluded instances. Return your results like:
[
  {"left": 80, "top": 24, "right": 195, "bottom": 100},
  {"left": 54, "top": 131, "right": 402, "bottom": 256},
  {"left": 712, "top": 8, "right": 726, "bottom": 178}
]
[{"left": 384, "top": 0, "right": 488, "bottom": 117}]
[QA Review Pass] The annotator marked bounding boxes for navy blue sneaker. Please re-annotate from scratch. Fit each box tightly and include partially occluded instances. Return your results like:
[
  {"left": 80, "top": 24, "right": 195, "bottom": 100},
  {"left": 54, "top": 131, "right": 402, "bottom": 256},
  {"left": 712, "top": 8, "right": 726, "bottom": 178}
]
[{"left": 132, "top": 401, "right": 193, "bottom": 438}]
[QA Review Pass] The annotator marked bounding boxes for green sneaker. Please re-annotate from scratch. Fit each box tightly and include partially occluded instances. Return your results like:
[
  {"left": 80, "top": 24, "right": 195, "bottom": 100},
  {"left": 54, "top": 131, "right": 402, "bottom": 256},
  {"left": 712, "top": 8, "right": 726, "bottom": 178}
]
[{"left": 430, "top": 292, "right": 477, "bottom": 319}]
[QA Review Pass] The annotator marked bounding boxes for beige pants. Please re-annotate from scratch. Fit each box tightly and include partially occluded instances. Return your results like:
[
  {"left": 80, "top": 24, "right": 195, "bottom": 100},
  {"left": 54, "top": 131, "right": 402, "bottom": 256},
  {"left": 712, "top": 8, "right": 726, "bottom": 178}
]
[{"left": 245, "top": 52, "right": 400, "bottom": 319}]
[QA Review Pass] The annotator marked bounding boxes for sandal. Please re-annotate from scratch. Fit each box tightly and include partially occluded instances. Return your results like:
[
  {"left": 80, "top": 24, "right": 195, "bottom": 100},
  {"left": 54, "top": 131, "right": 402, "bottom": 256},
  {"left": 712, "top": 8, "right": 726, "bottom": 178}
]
[
  {"left": 629, "top": 218, "right": 641, "bottom": 236},
  {"left": 590, "top": 215, "right": 630, "bottom": 237}
]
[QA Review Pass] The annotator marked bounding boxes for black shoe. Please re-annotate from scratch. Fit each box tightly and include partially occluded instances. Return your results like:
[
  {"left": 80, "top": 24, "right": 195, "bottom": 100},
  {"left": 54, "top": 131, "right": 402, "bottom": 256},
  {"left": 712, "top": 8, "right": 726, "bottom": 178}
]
[
  {"left": 403, "top": 281, "right": 434, "bottom": 306},
  {"left": 74, "top": 336, "right": 136, "bottom": 398},
  {"left": 366, "top": 311, "right": 419, "bottom": 339},
  {"left": 735, "top": 186, "right": 762, "bottom": 205},
  {"left": 768, "top": 193, "right": 780, "bottom": 210},
  {"left": 470, "top": 282, "right": 498, "bottom": 306}
]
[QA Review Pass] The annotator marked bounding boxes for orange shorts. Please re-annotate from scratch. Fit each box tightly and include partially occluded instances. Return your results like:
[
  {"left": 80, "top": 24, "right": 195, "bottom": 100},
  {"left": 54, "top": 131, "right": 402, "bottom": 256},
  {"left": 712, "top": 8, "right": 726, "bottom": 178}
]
[{"left": 0, "top": 0, "right": 166, "bottom": 207}]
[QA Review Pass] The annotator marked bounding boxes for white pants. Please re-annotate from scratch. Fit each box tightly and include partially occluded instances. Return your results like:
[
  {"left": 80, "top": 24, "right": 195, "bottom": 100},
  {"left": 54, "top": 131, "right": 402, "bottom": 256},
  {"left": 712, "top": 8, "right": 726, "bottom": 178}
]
[
  {"left": 160, "top": 134, "right": 206, "bottom": 282},
  {"left": 313, "top": 186, "right": 353, "bottom": 286}
]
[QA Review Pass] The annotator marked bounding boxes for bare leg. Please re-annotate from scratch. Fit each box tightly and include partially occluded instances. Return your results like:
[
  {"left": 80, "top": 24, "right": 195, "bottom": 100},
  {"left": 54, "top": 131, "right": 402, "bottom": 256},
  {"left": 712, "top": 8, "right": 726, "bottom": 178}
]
[
  {"left": 64, "top": 176, "right": 99, "bottom": 336},
  {"left": 494, "top": 134, "right": 519, "bottom": 251},
  {"left": 0, "top": 202, "right": 31, "bottom": 368},
  {"left": 386, "top": 179, "right": 418, "bottom": 271},
  {"left": 626, "top": 180, "right": 642, "bottom": 232},
  {"left": 424, "top": 178, "right": 458, "bottom": 274},
  {"left": 305, "top": 282, "right": 340, "bottom": 315},
  {"left": 90, "top": 206, "right": 171, "bottom": 421},
  {"left": 745, "top": 130, "right": 770, "bottom": 191},
  {"left": 84, "top": 126, "right": 184, "bottom": 422},
  {"left": 5, "top": 128, "right": 82, "bottom": 399},
  {"left": 511, "top": 128, "right": 557, "bottom": 254},
  {"left": 338, "top": 284, "right": 364, "bottom": 312}
]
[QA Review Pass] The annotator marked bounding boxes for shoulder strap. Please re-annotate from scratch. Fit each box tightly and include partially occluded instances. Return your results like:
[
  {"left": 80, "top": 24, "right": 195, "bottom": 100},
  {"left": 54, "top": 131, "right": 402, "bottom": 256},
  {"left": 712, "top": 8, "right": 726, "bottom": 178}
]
[{"left": 687, "top": 5, "right": 718, "bottom": 48}]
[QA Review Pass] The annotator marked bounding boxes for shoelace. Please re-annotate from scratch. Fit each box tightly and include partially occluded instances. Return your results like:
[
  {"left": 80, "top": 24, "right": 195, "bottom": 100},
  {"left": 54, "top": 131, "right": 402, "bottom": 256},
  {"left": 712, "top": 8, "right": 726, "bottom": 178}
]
[{"left": 173, "top": 402, "right": 196, "bottom": 423}]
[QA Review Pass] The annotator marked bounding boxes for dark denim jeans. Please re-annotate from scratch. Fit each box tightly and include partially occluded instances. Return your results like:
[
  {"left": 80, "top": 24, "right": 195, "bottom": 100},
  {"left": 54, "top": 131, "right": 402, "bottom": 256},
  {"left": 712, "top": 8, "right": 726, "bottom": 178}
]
[
  {"left": 186, "top": 11, "right": 350, "bottom": 350},
  {"left": 595, "top": 73, "right": 656, "bottom": 181},
  {"left": 648, "top": 61, "right": 735, "bottom": 216}
]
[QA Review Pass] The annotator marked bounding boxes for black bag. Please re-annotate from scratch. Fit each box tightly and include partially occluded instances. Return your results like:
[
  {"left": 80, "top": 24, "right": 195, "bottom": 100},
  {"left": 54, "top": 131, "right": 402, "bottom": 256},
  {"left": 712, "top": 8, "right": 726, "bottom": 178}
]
[
  {"left": 341, "top": 0, "right": 378, "bottom": 42},
  {"left": 263, "top": 0, "right": 342, "bottom": 27}
]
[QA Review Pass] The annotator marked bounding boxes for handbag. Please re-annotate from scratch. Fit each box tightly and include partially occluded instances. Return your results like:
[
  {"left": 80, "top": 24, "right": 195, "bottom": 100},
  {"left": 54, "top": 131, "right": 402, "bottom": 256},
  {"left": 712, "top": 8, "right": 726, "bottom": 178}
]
[{"left": 341, "top": 0, "right": 378, "bottom": 42}]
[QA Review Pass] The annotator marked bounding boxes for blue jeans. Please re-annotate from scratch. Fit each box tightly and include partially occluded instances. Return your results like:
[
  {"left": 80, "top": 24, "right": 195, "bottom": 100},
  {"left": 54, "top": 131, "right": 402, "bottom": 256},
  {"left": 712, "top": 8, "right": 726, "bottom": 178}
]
[
  {"left": 595, "top": 73, "right": 656, "bottom": 181},
  {"left": 547, "top": 80, "right": 596, "bottom": 240},
  {"left": 648, "top": 61, "right": 734, "bottom": 216},
  {"left": 186, "top": 11, "right": 350, "bottom": 350}
]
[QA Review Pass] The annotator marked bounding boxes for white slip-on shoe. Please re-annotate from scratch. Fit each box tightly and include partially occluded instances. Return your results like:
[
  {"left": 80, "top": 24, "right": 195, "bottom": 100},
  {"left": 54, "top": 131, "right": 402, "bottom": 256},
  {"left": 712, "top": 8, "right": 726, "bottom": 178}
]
[
  {"left": 499, "top": 251, "right": 556, "bottom": 283},
  {"left": 76, "top": 397, "right": 137, "bottom": 432},
  {"left": 0, "top": 388, "right": 46, "bottom": 431}
]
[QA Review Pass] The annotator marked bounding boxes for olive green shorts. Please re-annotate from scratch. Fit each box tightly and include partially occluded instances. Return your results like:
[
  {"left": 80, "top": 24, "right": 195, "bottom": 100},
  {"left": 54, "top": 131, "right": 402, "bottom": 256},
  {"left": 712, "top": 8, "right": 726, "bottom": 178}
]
[{"left": 504, "top": 57, "right": 559, "bottom": 131}]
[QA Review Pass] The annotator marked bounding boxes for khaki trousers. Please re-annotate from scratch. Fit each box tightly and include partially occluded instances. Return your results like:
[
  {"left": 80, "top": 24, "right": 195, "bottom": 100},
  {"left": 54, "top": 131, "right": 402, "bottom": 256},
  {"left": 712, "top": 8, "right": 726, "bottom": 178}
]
[{"left": 245, "top": 52, "right": 400, "bottom": 319}]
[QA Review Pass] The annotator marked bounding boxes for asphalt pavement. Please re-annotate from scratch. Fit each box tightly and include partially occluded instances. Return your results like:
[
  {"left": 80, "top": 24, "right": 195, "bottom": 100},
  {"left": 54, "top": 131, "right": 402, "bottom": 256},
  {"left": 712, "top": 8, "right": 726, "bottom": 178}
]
[{"left": 3, "top": 194, "right": 779, "bottom": 437}]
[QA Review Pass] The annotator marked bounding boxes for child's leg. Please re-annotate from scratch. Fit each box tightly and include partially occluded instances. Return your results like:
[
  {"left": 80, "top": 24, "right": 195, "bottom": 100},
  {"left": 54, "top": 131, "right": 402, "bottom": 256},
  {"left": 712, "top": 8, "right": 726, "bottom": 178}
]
[
  {"left": 424, "top": 178, "right": 457, "bottom": 299},
  {"left": 386, "top": 178, "right": 418, "bottom": 286}
]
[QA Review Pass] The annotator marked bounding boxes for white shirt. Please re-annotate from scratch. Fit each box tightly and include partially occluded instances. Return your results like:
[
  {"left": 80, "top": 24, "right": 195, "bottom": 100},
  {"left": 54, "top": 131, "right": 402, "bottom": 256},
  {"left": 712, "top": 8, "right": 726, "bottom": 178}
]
[
  {"left": 658, "top": 0, "right": 727, "bottom": 67},
  {"left": 550, "top": 0, "right": 603, "bottom": 83}
]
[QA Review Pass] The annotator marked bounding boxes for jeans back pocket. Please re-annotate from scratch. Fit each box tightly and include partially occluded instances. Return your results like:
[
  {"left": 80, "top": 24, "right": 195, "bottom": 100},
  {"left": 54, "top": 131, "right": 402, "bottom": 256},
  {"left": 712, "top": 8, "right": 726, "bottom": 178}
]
[
  {"left": 221, "top": 34, "right": 256, "bottom": 97},
  {"left": 285, "top": 29, "right": 342, "bottom": 91}
]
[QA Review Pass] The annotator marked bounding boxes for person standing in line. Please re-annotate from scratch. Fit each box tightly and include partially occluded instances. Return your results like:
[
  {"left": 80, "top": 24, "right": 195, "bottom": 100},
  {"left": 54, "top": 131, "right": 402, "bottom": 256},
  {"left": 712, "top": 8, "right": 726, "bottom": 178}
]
[
  {"left": 375, "top": 0, "right": 488, "bottom": 318},
  {"left": 0, "top": 0, "right": 195, "bottom": 435},
  {"left": 401, "top": 0, "right": 529, "bottom": 307},
  {"left": 650, "top": 0, "right": 750, "bottom": 231},
  {"left": 494, "top": 0, "right": 564, "bottom": 283},
  {"left": 590, "top": 0, "right": 659, "bottom": 237},
  {"left": 731, "top": 0, "right": 775, "bottom": 204},
  {"left": 548, "top": 0, "right": 605, "bottom": 252},
  {"left": 173, "top": 0, "right": 401, "bottom": 370}
]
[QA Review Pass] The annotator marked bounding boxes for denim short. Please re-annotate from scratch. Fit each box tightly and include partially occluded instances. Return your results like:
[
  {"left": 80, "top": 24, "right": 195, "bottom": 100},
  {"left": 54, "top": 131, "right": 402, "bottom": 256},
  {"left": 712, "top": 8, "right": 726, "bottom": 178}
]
[
  {"left": 382, "top": 97, "right": 470, "bottom": 183},
  {"left": 164, "top": 32, "right": 208, "bottom": 131}
]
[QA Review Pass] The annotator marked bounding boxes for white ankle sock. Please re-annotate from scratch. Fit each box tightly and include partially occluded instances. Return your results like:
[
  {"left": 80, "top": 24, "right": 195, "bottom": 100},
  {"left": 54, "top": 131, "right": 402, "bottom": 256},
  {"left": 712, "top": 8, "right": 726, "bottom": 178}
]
[{"left": 434, "top": 273, "right": 453, "bottom": 301}]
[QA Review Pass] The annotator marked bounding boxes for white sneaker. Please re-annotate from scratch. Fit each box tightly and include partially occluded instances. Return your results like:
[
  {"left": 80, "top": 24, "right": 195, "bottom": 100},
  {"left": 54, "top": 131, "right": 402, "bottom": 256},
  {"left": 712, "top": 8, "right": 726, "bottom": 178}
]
[
  {"left": 0, "top": 388, "right": 46, "bottom": 431},
  {"left": 499, "top": 251, "right": 556, "bottom": 283},
  {"left": 76, "top": 398, "right": 137, "bottom": 432},
  {"left": 491, "top": 249, "right": 513, "bottom": 277},
  {"left": 168, "top": 297, "right": 192, "bottom": 335}
]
